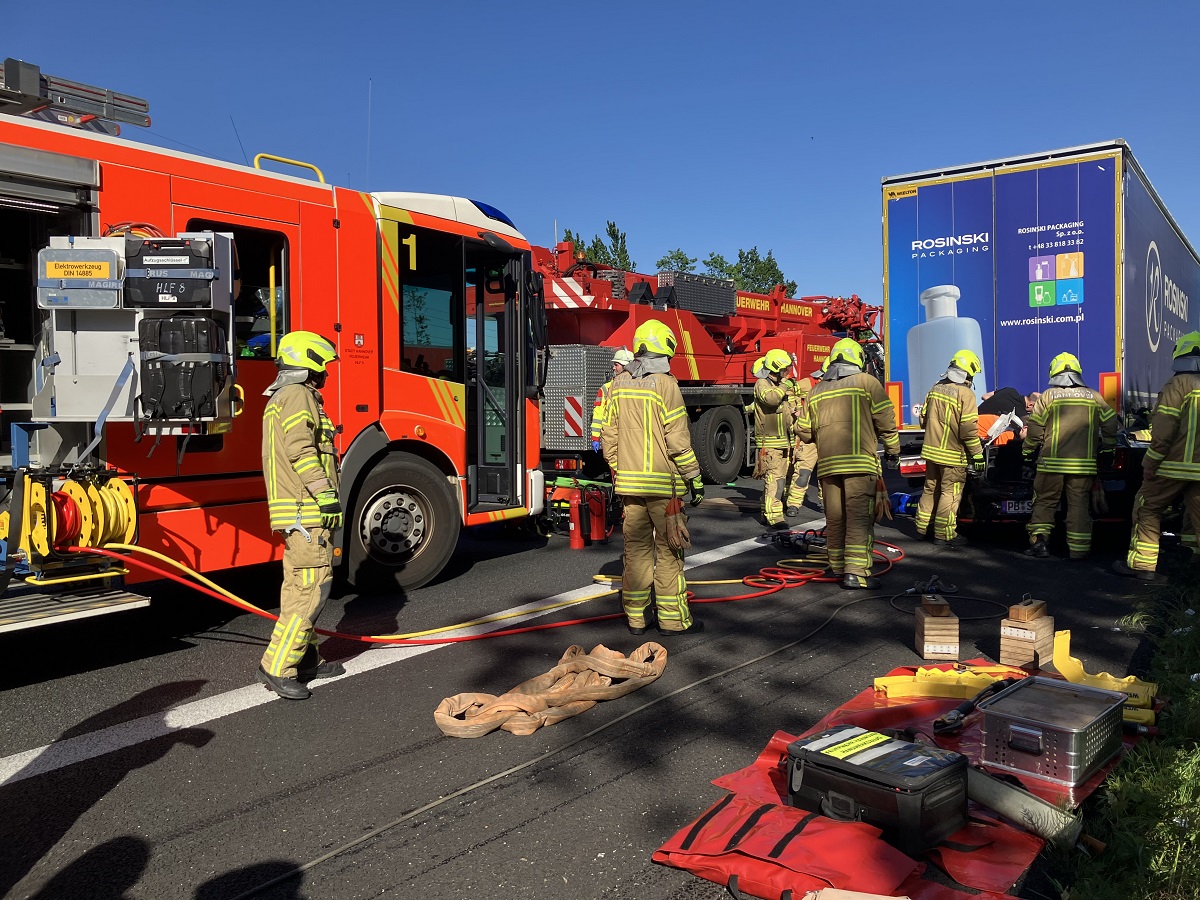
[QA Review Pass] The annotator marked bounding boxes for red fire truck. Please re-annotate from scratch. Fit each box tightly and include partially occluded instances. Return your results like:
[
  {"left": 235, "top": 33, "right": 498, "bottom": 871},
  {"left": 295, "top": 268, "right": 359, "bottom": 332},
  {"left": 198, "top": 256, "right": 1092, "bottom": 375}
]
[
  {"left": 0, "top": 59, "right": 549, "bottom": 631},
  {"left": 532, "top": 242, "right": 884, "bottom": 483}
]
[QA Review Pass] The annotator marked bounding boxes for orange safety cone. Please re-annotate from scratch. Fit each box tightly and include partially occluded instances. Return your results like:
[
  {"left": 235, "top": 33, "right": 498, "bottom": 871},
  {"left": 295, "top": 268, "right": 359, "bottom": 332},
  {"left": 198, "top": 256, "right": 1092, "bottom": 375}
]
[{"left": 568, "top": 488, "right": 586, "bottom": 550}]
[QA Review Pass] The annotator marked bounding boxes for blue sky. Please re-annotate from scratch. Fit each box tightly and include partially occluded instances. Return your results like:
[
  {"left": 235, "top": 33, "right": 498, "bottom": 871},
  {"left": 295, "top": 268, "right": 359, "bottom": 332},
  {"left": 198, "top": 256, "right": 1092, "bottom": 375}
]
[{"left": 7, "top": 1, "right": 1200, "bottom": 302}]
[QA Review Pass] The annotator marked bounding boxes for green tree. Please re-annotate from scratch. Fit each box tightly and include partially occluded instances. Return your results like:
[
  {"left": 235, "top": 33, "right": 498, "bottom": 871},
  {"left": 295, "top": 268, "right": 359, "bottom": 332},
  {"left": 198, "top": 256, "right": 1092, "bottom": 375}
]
[
  {"left": 655, "top": 248, "right": 698, "bottom": 273},
  {"left": 704, "top": 247, "right": 796, "bottom": 295},
  {"left": 561, "top": 221, "right": 635, "bottom": 271}
]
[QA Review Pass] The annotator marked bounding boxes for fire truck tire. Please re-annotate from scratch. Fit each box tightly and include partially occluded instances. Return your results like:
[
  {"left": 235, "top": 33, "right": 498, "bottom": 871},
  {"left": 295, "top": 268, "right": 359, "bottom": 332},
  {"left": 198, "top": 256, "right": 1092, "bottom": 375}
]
[
  {"left": 346, "top": 453, "right": 460, "bottom": 593},
  {"left": 690, "top": 406, "right": 745, "bottom": 485}
]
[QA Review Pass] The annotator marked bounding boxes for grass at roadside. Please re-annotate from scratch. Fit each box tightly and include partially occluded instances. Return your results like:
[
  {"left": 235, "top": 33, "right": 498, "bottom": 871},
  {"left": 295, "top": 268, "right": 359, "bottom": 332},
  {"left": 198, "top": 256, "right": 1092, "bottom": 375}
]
[{"left": 1057, "top": 576, "right": 1200, "bottom": 900}]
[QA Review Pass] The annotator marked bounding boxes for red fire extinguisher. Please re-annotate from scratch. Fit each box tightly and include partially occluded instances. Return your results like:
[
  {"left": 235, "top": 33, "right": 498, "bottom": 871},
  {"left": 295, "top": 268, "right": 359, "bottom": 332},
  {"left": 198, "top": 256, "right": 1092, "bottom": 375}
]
[
  {"left": 568, "top": 488, "right": 585, "bottom": 550},
  {"left": 585, "top": 487, "right": 608, "bottom": 544}
]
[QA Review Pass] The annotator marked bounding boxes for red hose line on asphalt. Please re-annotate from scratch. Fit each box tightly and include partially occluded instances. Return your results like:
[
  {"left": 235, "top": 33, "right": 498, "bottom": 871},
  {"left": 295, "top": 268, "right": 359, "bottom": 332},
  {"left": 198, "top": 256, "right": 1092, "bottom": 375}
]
[{"left": 72, "top": 536, "right": 905, "bottom": 645}]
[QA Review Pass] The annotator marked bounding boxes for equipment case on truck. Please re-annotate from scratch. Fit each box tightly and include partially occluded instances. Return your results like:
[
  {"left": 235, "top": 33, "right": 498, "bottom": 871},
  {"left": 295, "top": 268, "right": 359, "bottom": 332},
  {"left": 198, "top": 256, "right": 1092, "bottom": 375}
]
[
  {"left": 138, "top": 315, "right": 230, "bottom": 421},
  {"left": 787, "top": 724, "right": 968, "bottom": 856}
]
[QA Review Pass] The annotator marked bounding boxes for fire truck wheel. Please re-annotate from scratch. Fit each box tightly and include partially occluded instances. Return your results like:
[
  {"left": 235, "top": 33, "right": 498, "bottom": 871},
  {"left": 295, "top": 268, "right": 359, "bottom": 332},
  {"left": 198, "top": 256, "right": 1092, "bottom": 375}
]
[
  {"left": 346, "top": 452, "right": 460, "bottom": 593},
  {"left": 690, "top": 406, "right": 746, "bottom": 485}
]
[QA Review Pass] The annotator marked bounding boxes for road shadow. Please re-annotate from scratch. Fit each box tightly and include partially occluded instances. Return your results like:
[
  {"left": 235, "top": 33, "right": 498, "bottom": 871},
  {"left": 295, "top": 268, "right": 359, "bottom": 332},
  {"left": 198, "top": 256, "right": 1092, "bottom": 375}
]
[
  {"left": 195, "top": 860, "right": 308, "bottom": 899},
  {"left": 27, "top": 835, "right": 151, "bottom": 900},
  {"left": 0, "top": 682, "right": 213, "bottom": 897}
]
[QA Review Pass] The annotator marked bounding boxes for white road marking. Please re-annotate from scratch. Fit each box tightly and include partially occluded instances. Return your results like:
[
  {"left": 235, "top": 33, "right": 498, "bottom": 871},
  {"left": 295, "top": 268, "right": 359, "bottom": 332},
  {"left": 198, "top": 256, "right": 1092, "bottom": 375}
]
[{"left": 0, "top": 526, "right": 817, "bottom": 786}]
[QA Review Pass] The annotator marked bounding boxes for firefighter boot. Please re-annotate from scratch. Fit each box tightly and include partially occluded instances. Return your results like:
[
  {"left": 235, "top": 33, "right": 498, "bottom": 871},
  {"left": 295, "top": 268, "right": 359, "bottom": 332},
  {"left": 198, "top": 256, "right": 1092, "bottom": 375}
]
[
  {"left": 257, "top": 666, "right": 312, "bottom": 700},
  {"left": 657, "top": 620, "right": 705, "bottom": 637},
  {"left": 628, "top": 608, "right": 657, "bottom": 636},
  {"left": 933, "top": 535, "right": 969, "bottom": 549},
  {"left": 1112, "top": 559, "right": 1166, "bottom": 583},
  {"left": 297, "top": 646, "right": 346, "bottom": 681},
  {"left": 1024, "top": 537, "right": 1050, "bottom": 559},
  {"left": 841, "top": 574, "right": 880, "bottom": 590}
]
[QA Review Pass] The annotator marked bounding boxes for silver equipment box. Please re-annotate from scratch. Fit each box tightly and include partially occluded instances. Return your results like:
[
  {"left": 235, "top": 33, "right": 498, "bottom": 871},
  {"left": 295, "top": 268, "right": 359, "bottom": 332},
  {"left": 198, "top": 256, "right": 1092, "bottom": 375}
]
[{"left": 977, "top": 676, "right": 1125, "bottom": 787}]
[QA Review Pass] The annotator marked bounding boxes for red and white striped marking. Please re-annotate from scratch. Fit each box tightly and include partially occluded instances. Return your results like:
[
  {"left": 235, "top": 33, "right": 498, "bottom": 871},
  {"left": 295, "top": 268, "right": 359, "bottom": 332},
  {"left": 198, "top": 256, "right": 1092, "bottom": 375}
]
[
  {"left": 544, "top": 275, "right": 589, "bottom": 309},
  {"left": 564, "top": 395, "right": 585, "bottom": 437}
]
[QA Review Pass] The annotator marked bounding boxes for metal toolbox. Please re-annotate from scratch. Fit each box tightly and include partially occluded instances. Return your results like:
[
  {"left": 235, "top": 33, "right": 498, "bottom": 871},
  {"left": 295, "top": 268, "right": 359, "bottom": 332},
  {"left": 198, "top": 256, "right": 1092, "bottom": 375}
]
[{"left": 977, "top": 676, "right": 1125, "bottom": 786}]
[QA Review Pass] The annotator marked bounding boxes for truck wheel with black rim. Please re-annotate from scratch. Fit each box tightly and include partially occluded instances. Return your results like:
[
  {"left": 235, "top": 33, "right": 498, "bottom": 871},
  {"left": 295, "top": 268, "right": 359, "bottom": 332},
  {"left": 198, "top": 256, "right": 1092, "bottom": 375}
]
[
  {"left": 691, "top": 406, "right": 746, "bottom": 484},
  {"left": 347, "top": 452, "right": 461, "bottom": 593}
]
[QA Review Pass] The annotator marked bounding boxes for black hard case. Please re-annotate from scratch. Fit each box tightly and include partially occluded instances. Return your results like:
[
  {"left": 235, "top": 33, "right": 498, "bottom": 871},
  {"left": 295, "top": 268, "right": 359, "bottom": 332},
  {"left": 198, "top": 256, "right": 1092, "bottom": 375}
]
[
  {"left": 124, "top": 237, "right": 214, "bottom": 308},
  {"left": 786, "top": 724, "right": 968, "bottom": 856}
]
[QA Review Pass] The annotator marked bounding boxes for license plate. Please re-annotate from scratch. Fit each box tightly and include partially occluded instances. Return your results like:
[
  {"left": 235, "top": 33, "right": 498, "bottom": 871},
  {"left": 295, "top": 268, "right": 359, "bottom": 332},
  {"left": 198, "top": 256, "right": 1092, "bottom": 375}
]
[{"left": 1002, "top": 500, "right": 1033, "bottom": 514}]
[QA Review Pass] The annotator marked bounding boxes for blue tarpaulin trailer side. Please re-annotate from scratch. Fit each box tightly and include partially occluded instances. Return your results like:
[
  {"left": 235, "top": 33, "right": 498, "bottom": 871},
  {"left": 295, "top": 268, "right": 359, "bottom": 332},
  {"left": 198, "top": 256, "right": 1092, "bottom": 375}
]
[
  {"left": 882, "top": 140, "right": 1200, "bottom": 429},
  {"left": 882, "top": 141, "right": 1200, "bottom": 524}
]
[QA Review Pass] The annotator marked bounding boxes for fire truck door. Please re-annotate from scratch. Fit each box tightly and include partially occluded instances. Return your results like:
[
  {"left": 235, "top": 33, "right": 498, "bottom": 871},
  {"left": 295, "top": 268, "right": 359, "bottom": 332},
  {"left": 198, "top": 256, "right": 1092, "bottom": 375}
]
[{"left": 464, "top": 244, "right": 518, "bottom": 508}]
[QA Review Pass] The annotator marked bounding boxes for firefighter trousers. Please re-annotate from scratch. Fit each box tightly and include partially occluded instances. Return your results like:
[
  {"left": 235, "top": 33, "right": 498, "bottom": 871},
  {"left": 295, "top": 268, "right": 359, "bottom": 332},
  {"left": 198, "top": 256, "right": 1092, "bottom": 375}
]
[
  {"left": 820, "top": 473, "right": 878, "bottom": 577},
  {"left": 914, "top": 462, "right": 966, "bottom": 540},
  {"left": 261, "top": 527, "right": 334, "bottom": 679},
  {"left": 620, "top": 496, "right": 694, "bottom": 632},
  {"left": 1027, "top": 473, "right": 1093, "bottom": 556},
  {"left": 1127, "top": 475, "right": 1200, "bottom": 572},
  {"left": 758, "top": 448, "right": 790, "bottom": 525},
  {"left": 786, "top": 442, "right": 818, "bottom": 508}
]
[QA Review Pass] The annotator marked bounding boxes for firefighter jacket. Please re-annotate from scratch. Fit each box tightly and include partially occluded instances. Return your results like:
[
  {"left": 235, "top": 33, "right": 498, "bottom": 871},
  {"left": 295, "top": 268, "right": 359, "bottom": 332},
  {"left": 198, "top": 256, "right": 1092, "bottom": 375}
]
[
  {"left": 795, "top": 373, "right": 900, "bottom": 476},
  {"left": 1145, "top": 372, "right": 1200, "bottom": 480},
  {"left": 1022, "top": 386, "right": 1117, "bottom": 475},
  {"left": 590, "top": 380, "right": 614, "bottom": 442},
  {"left": 753, "top": 377, "right": 793, "bottom": 449},
  {"left": 263, "top": 382, "right": 341, "bottom": 531},
  {"left": 919, "top": 381, "right": 984, "bottom": 466},
  {"left": 600, "top": 369, "right": 700, "bottom": 497},
  {"left": 787, "top": 376, "right": 815, "bottom": 439}
]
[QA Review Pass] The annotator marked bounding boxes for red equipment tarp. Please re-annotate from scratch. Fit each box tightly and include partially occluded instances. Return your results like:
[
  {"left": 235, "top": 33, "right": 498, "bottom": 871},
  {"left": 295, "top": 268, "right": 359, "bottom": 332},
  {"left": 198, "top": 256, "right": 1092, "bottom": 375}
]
[{"left": 654, "top": 662, "right": 1135, "bottom": 899}]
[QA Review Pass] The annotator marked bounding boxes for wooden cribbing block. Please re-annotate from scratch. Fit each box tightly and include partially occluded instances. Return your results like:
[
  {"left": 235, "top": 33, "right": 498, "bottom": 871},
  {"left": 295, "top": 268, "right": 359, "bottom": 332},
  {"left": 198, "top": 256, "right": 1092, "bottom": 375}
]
[
  {"left": 1008, "top": 598, "right": 1047, "bottom": 622},
  {"left": 915, "top": 606, "right": 959, "bottom": 660},
  {"left": 921, "top": 594, "right": 952, "bottom": 617},
  {"left": 999, "top": 615, "right": 1056, "bottom": 669}
]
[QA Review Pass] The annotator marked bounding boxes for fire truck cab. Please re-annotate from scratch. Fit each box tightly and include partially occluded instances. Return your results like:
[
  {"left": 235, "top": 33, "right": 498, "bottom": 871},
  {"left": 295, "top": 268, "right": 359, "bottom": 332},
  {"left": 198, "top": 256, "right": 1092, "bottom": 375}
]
[{"left": 0, "top": 59, "right": 547, "bottom": 631}]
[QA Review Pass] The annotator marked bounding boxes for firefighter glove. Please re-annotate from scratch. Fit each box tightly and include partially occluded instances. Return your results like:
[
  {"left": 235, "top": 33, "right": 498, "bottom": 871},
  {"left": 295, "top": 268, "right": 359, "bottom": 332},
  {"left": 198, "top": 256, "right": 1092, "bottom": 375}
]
[
  {"left": 884, "top": 453, "right": 900, "bottom": 470},
  {"left": 689, "top": 477, "right": 705, "bottom": 506},
  {"left": 591, "top": 439, "right": 601, "bottom": 453},
  {"left": 1097, "top": 448, "right": 1115, "bottom": 468},
  {"left": 316, "top": 490, "right": 344, "bottom": 529},
  {"left": 971, "top": 455, "right": 986, "bottom": 475}
]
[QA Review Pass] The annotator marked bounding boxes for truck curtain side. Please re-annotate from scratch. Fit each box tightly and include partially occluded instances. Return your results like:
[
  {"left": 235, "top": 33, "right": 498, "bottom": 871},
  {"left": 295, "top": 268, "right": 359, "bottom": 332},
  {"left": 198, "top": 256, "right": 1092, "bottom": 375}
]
[{"left": 883, "top": 140, "right": 1200, "bottom": 428}]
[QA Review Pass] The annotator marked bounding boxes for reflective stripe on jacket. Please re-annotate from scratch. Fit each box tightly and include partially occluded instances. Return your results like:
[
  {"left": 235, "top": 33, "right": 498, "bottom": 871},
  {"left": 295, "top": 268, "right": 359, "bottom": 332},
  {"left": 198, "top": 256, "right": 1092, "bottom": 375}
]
[
  {"left": 1022, "top": 386, "right": 1117, "bottom": 475},
  {"left": 263, "top": 382, "right": 340, "bottom": 531},
  {"left": 1146, "top": 372, "right": 1200, "bottom": 480},
  {"left": 920, "top": 381, "right": 983, "bottom": 466},
  {"left": 590, "top": 381, "right": 614, "bottom": 442},
  {"left": 796, "top": 372, "right": 900, "bottom": 476},
  {"left": 600, "top": 369, "right": 700, "bottom": 497},
  {"left": 753, "top": 377, "right": 792, "bottom": 449}
]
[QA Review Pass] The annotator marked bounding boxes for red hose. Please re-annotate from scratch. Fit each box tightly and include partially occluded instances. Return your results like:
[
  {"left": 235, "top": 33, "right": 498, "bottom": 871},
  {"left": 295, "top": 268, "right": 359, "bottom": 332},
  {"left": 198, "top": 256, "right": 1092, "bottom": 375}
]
[{"left": 51, "top": 491, "right": 83, "bottom": 550}]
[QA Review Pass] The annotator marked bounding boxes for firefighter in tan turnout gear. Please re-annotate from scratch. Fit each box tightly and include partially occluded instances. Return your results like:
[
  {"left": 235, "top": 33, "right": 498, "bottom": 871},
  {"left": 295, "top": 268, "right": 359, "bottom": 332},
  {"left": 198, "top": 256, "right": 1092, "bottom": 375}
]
[
  {"left": 796, "top": 338, "right": 899, "bottom": 589},
  {"left": 1022, "top": 352, "right": 1118, "bottom": 560},
  {"left": 786, "top": 369, "right": 819, "bottom": 515},
  {"left": 590, "top": 347, "right": 635, "bottom": 453},
  {"left": 257, "top": 331, "right": 346, "bottom": 700},
  {"left": 754, "top": 348, "right": 797, "bottom": 526},
  {"left": 1113, "top": 332, "right": 1200, "bottom": 583},
  {"left": 914, "top": 350, "right": 986, "bottom": 548},
  {"left": 601, "top": 319, "right": 705, "bottom": 636}
]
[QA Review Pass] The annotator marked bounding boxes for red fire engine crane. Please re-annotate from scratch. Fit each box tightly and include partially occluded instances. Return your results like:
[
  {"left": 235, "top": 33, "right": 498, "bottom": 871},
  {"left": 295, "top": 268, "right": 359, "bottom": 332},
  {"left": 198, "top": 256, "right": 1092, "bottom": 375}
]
[{"left": 533, "top": 242, "right": 885, "bottom": 484}]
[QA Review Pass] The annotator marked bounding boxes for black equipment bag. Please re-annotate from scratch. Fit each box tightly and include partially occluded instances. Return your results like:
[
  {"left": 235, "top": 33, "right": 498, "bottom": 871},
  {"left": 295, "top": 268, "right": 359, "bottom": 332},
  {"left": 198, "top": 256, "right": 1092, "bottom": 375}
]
[
  {"left": 138, "top": 315, "right": 229, "bottom": 420},
  {"left": 786, "top": 724, "right": 968, "bottom": 856}
]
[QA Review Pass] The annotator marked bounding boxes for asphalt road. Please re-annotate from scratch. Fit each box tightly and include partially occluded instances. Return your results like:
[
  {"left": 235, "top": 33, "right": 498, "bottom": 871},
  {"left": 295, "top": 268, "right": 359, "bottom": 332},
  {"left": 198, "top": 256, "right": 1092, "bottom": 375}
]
[{"left": 0, "top": 478, "right": 1154, "bottom": 899}]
